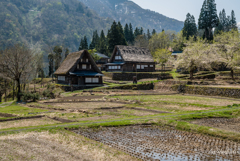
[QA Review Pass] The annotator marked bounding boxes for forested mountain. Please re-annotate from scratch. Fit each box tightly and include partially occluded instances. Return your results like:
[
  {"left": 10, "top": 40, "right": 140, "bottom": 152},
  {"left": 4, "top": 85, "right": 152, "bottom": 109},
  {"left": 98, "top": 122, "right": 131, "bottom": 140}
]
[
  {"left": 0, "top": 0, "right": 113, "bottom": 51},
  {"left": 78, "top": 0, "right": 184, "bottom": 32}
]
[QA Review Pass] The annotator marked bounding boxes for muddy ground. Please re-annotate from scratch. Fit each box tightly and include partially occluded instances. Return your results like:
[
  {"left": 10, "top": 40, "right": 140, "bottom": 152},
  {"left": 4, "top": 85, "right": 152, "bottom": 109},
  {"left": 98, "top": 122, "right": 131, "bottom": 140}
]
[
  {"left": 190, "top": 118, "right": 240, "bottom": 133},
  {"left": 73, "top": 125, "right": 240, "bottom": 161}
]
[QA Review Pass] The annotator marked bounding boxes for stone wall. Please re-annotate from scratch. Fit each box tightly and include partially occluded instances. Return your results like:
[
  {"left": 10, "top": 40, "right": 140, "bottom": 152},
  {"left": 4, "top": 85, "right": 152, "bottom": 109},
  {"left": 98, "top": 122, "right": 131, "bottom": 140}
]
[
  {"left": 107, "top": 83, "right": 154, "bottom": 90},
  {"left": 171, "top": 85, "right": 240, "bottom": 98},
  {"left": 104, "top": 72, "right": 172, "bottom": 81}
]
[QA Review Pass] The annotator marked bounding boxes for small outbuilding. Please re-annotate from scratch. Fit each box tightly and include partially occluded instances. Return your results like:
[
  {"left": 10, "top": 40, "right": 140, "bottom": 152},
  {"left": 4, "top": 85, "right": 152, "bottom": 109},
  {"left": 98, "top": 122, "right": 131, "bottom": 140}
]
[
  {"left": 54, "top": 50, "right": 104, "bottom": 87},
  {"left": 105, "top": 45, "right": 155, "bottom": 72},
  {"left": 95, "top": 52, "right": 109, "bottom": 71}
]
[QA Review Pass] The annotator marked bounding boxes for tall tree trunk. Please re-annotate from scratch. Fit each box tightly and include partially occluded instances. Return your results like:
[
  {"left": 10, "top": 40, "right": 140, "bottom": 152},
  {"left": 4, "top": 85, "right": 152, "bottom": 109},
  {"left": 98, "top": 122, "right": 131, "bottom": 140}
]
[
  {"left": 4, "top": 80, "right": 7, "bottom": 102},
  {"left": 34, "top": 80, "right": 36, "bottom": 92},
  {"left": 0, "top": 93, "right": 2, "bottom": 103},
  {"left": 12, "top": 81, "right": 15, "bottom": 101},
  {"left": 190, "top": 69, "right": 194, "bottom": 80},
  {"left": 205, "top": 28, "right": 208, "bottom": 40},
  {"left": 231, "top": 69, "right": 234, "bottom": 80},
  {"left": 17, "top": 79, "right": 21, "bottom": 102}
]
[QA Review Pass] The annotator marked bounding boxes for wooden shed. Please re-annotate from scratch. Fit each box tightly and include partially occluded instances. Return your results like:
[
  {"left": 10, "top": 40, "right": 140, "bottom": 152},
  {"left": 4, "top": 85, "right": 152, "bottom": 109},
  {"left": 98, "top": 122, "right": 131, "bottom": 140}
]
[
  {"left": 54, "top": 50, "right": 103, "bottom": 87},
  {"left": 105, "top": 45, "right": 155, "bottom": 72}
]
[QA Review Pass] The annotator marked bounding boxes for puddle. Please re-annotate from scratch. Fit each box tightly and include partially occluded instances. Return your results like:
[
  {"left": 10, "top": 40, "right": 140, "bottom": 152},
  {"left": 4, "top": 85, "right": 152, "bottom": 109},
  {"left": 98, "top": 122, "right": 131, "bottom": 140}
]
[{"left": 73, "top": 126, "right": 240, "bottom": 161}]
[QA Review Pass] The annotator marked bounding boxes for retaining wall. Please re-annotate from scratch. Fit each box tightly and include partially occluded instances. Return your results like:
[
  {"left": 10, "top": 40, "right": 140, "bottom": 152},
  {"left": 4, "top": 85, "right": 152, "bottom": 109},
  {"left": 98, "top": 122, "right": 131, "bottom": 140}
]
[
  {"left": 103, "top": 72, "right": 172, "bottom": 81},
  {"left": 107, "top": 83, "right": 154, "bottom": 90},
  {"left": 171, "top": 85, "right": 240, "bottom": 98}
]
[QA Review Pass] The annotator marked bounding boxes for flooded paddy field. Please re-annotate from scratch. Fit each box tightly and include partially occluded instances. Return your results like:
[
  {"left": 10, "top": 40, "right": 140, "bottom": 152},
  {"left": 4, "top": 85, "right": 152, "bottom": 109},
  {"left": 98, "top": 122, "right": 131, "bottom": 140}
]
[{"left": 73, "top": 125, "right": 240, "bottom": 161}]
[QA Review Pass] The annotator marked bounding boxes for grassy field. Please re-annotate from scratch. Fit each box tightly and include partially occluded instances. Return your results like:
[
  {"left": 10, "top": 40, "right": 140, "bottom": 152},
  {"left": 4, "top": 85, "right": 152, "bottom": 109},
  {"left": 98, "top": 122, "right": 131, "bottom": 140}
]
[{"left": 1, "top": 88, "right": 240, "bottom": 160}]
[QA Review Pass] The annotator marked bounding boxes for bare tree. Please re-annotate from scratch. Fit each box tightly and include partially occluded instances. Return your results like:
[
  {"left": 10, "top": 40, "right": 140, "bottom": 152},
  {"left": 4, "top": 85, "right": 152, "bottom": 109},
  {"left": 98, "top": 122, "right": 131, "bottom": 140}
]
[{"left": 0, "top": 44, "right": 38, "bottom": 102}]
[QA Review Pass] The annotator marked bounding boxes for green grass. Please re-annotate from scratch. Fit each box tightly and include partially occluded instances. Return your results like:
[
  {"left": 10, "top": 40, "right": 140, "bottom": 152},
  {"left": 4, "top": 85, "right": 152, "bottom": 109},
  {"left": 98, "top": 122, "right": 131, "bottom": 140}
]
[
  {"left": 0, "top": 105, "right": 48, "bottom": 116},
  {"left": 170, "top": 69, "right": 180, "bottom": 79}
]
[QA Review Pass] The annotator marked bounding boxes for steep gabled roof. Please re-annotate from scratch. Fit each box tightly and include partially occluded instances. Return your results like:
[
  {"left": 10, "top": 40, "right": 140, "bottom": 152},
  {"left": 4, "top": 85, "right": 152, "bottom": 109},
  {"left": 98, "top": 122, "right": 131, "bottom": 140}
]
[
  {"left": 54, "top": 50, "right": 102, "bottom": 75},
  {"left": 110, "top": 45, "right": 154, "bottom": 63}
]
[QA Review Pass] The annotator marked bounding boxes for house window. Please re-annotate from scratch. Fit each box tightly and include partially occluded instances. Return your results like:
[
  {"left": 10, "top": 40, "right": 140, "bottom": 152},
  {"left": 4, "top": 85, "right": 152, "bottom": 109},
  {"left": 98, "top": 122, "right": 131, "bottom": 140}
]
[
  {"left": 81, "top": 59, "right": 83, "bottom": 62},
  {"left": 77, "top": 64, "right": 79, "bottom": 69},
  {"left": 115, "top": 56, "right": 122, "bottom": 60},
  {"left": 85, "top": 78, "right": 99, "bottom": 83},
  {"left": 58, "top": 76, "right": 65, "bottom": 81},
  {"left": 82, "top": 64, "right": 86, "bottom": 69},
  {"left": 86, "top": 59, "right": 88, "bottom": 62},
  {"left": 85, "top": 78, "right": 92, "bottom": 83},
  {"left": 150, "top": 65, "right": 154, "bottom": 67},
  {"left": 118, "top": 66, "right": 121, "bottom": 69},
  {"left": 116, "top": 51, "right": 119, "bottom": 55},
  {"left": 109, "top": 66, "right": 112, "bottom": 69},
  {"left": 145, "top": 65, "right": 148, "bottom": 68},
  {"left": 141, "top": 65, "right": 145, "bottom": 69},
  {"left": 137, "top": 65, "right": 140, "bottom": 69},
  {"left": 89, "top": 65, "right": 91, "bottom": 69},
  {"left": 93, "top": 78, "right": 99, "bottom": 83}
]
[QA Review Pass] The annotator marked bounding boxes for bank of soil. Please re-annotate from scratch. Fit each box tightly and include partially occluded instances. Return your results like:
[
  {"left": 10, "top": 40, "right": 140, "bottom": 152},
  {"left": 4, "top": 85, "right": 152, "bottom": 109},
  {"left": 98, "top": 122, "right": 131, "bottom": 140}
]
[
  {"left": 73, "top": 125, "right": 240, "bottom": 161},
  {"left": 190, "top": 118, "right": 240, "bottom": 133}
]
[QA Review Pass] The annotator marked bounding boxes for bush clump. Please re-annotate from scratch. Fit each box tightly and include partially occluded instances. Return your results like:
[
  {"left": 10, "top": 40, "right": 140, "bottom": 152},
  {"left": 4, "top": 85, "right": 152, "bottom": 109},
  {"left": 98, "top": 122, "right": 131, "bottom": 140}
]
[{"left": 21, "top": 92, "right": 40, "bottom": 102}]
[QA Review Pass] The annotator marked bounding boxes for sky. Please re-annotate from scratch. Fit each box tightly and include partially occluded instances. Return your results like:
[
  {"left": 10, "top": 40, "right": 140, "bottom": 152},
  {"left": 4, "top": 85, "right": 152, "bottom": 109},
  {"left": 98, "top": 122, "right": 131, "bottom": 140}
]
[{"left": 130, "top": 0, "right": 240, "bottom": 24}]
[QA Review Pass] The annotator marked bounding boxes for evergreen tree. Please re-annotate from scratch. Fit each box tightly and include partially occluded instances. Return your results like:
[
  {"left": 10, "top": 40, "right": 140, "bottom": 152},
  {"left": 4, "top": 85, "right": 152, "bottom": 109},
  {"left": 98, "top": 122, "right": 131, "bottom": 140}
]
[
  {"left": 182, "top": 13, "right": 197, "bottom": 40},
  {"left": 76, "top": 3, "right": 84, "bottom": 13},
  {"left": 147, "top": 29, "right": 151, "bottom": 40},
  {"left": 107, "top": 21, "right": 127, "bottom": 53},
  {"left": 117, "top": 22, "right": 127, "bottom": 45},
  {"left": 98, "top": 30, "right": 107, "bottom": 54},
  {"left": 124, "top": 24, "right": 130, "bottom": 42},
  {"left": 140, "top": 27, "right": 144, "bottom": 35},
  {"left": 198, "top": 0, "right": 219, "bottom": 40},
  {"left": 78, "top": 38, "right": 84, "bottom": 51},
  {"left": 53, "top": 45, "right": 62, "bottom": 71},
  {"left": 79, "top": 36, "right": 88, "bottom": 50},
  {"left": 83, "top": 36, "right": 88, "bottom": 49},
  {"left": 230, "top": 10, "right": 237, "bottom": 30},
  {"left": 134, "top": 27, "right": 141, "bottom": 38},
  {"left": 129, "top": 23, "right": 135, "bottom": 44},
  {"left": 89, "top": 30, "right": 100, "bottom": 49},
  {"left": 65, "top": 48, "right": 69, "bottom": 58},
  {"left": 152, "top": 29, "right": 156, "bottom": 35}
]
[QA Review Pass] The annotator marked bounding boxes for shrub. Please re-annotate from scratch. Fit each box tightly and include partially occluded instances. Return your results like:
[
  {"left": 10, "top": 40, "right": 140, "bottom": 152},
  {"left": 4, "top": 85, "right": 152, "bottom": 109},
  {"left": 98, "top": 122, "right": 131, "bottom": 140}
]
[{"left": 21, "top": 92, "right": 40, "bottom": 102}]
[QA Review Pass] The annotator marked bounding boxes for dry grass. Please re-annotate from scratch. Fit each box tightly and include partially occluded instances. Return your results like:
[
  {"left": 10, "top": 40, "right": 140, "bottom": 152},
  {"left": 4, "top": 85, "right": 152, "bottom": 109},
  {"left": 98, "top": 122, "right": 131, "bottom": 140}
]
[
  {"left": 0, "top": 118, "right": 60, "bottom": 130},
  {"left": 114, "top": 95, "right": 240, "bottom": 107},
  {"left": 50, "top": 102, "right": 126, "bottom": 110},
  {"left": 0, "top": 131, "right": 138, "bottom": 161},
  {"left": 144, "top": 103, "right": 211, "bottom": 112}
]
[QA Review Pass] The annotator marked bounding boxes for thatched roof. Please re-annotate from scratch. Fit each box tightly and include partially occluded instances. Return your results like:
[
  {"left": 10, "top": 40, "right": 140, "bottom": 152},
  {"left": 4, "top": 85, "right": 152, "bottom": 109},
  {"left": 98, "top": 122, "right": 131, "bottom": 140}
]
[
  {"left": 110, "top": 45, "right": 154, "bottom": 63},
  {"left": 54, "top": 50, "right": 102, "bottom": 75}
]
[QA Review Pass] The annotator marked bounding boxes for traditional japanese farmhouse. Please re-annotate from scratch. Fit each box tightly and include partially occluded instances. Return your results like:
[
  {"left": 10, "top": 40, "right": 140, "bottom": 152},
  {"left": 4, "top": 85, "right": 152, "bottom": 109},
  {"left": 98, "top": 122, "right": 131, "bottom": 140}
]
[
  {"left": 105, "top": 46, "right": 155, "bottom": 72},
  {"left": 54, "top": 50, "right": 103, "bottom": 87},
  {"left": 95, "top": 52, "right": 109, "bottom": 71}
]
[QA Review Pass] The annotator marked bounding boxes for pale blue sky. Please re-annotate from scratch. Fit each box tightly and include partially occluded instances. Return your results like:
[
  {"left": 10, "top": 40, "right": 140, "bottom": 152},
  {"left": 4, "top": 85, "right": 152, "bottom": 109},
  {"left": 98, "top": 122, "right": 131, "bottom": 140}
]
[{"left": 130, "top": 0, "right": 240, "bottom": 23}]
